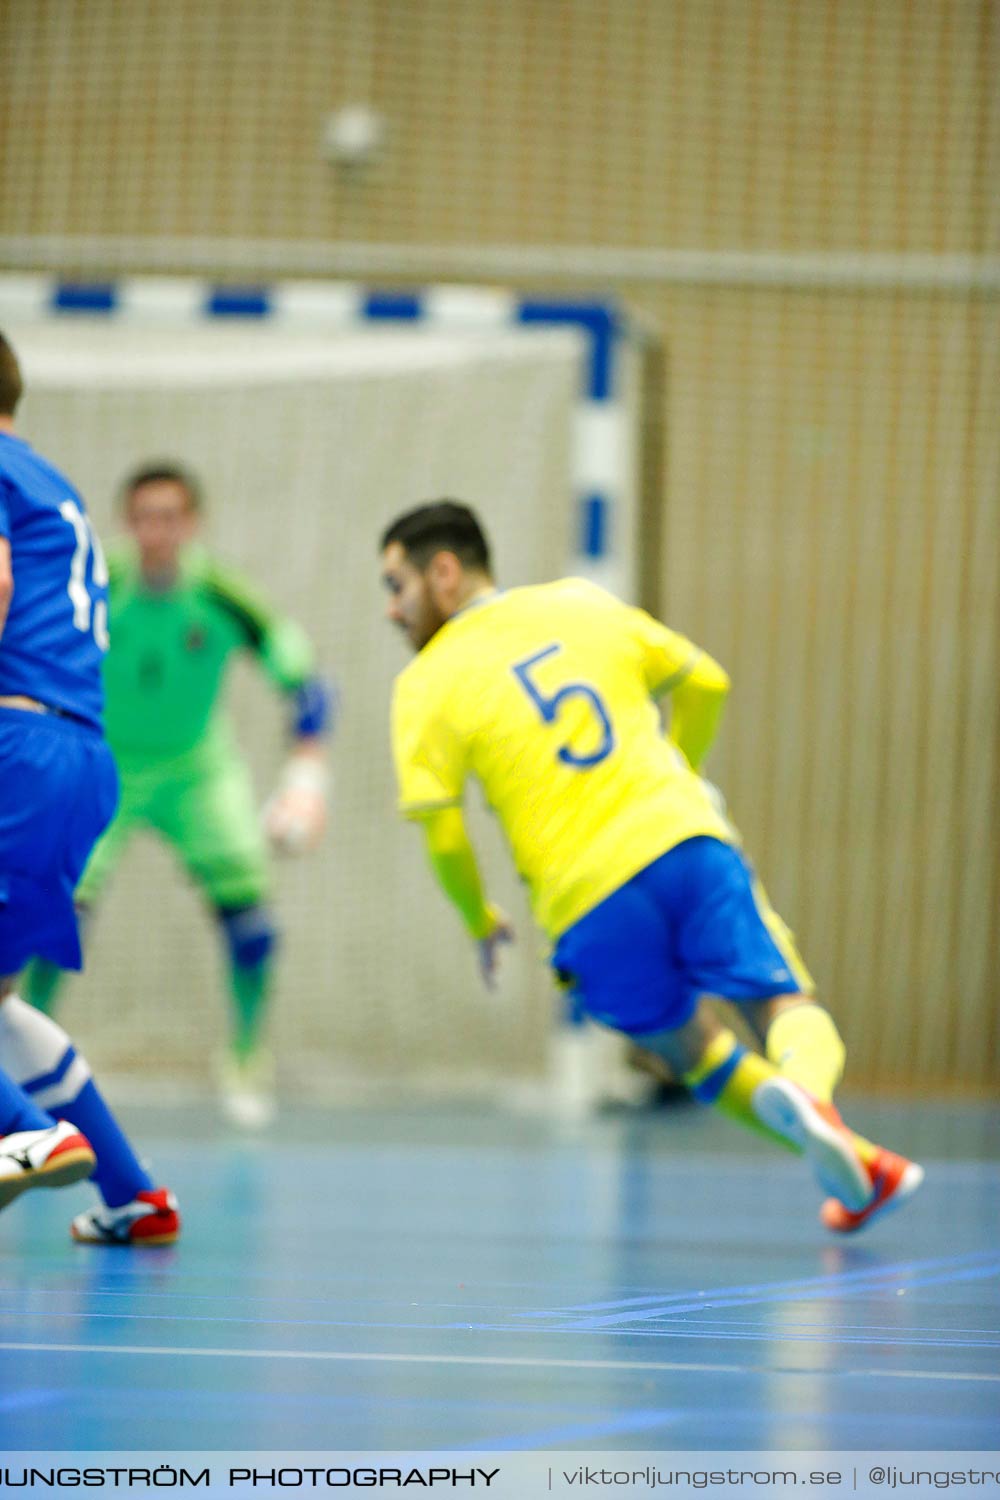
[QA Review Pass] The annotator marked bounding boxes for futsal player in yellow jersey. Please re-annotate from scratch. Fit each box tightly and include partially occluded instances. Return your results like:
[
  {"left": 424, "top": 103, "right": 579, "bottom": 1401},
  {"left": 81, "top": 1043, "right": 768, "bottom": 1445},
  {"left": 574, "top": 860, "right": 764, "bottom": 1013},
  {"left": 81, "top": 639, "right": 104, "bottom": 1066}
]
[{"left": 382, "top": 502, "right": 924, "bottom": 1234}]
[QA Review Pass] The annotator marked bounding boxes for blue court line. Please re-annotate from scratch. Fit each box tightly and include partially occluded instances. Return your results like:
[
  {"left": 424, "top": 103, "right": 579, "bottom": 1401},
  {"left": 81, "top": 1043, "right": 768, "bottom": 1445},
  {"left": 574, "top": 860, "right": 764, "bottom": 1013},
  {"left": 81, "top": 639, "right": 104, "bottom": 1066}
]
[
  {"left": 7, "top": 1257, "right": 999, "bottom": 1336},
  {"left": 511, "top": 1253, "right": 1000, "bottom": 1328},
  {"left": 457, "top": 1323, "right": 1000, "bottom": 1350},
  {"left": 523, "top": 1257, "right": 1000, "bottom": 1314},
  {"left": 6, "top": 1273, "right": 998, "bottom": 1328},
  {"left": 589, "top": 1330, "right": 1000, "bottom": 1350},
  {"left": 6, "top": 1262, "right": 998, "bottom": 1330},
  {"left": 873, "top": 1264, "right": 1000, "bottom": 1293},
  {"left": 8, "top": 1255, "right": 996, "bottom": 1318},
  {"left": 524, "top": 1248, "right": 1000, "bottom": 1308},
  {"left": 5, "top": 1292, "right": 998, "bottom": 1350},
  {"left": 5, "top": 1289, "right": 996, "bottom": 1340},
  {"left": 539, "top": 1263, "right": 1000, "bottom": 1330},
  {"left": 611, "top": 1317, "right": 1000, "bottom": 1337}
]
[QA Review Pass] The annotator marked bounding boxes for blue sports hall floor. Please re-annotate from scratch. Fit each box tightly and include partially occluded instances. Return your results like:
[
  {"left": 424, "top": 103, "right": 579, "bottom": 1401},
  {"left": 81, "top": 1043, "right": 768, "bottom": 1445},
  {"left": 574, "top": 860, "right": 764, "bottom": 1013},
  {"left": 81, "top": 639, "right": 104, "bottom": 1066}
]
[{"left": 1, "top": 1094, "right": 998, "bottom": 1456}]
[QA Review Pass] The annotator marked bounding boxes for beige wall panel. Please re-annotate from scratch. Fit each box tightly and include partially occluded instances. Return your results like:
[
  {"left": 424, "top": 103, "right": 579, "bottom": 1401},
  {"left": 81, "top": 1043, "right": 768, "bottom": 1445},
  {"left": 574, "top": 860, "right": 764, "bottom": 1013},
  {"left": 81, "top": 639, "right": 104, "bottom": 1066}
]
[
  {"left": 630, "top": 284, "right": 999, "bottom": 1092},
  {"left": 2, "top": 0, "right": 996, "bottom": 255}
]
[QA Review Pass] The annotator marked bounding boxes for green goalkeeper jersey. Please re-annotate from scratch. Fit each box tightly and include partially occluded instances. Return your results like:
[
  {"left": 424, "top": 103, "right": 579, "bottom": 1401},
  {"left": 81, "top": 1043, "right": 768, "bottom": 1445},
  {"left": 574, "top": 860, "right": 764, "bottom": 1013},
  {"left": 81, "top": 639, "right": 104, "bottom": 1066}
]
[{"left": 103, "top": 544, "right": 314, "bottom": 763}]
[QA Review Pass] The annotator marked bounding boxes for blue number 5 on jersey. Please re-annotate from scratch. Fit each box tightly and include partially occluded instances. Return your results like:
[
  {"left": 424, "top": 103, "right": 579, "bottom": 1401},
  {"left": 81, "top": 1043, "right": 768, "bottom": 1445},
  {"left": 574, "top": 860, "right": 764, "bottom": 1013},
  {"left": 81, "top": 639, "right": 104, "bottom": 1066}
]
[{"left": 512, "top": 644, "right": 615, "bottom": 768}]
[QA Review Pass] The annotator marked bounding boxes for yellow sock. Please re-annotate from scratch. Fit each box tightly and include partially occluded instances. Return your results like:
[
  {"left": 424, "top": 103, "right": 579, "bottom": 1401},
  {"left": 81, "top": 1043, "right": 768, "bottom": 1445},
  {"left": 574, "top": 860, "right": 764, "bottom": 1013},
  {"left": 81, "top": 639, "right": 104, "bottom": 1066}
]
[
  {"left": 765, "top": 1008, "right": 879, "bottom": 1166},
  {"left": 682, "top": 1027, "right": 879, "bottom": 1168},
  {"left": 682, "top": 1029, "right": 796, "bottom": 1152},
  {"left": 766, "top": 1003, "right": 846, "bottom": 1104}
]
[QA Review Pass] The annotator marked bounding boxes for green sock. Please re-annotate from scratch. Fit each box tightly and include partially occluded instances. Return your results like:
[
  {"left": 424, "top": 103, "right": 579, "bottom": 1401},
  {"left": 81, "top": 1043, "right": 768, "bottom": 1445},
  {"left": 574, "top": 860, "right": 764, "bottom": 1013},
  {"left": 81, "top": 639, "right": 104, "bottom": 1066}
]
[
  {"left": 228, "top": 959, "right": 272, "bottom": 1061},
  {"left": 23, "top": 959, "right": 68, "bottom": 1016},
  {"left": 766, "top": 1003, "right": 846, "bottom": 1103}
]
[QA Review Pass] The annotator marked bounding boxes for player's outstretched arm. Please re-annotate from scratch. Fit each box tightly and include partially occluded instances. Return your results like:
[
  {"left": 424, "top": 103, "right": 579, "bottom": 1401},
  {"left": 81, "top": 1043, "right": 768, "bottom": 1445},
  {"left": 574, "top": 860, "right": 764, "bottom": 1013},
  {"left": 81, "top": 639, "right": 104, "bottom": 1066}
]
[
  {"left": 202, "top": 558, "right": 334, "bottom": 854},
  {"left": 421, "top": 806, "right": 514, "bottom": 988},
  {"left": 263, "top": 673, "right": 336, "bottom": 854},
  {"left": 627, "top": 603, "right": 730, "bottom": 772},
  {"left": 666, "top": 652, "right": 730, "bottom": 771}
]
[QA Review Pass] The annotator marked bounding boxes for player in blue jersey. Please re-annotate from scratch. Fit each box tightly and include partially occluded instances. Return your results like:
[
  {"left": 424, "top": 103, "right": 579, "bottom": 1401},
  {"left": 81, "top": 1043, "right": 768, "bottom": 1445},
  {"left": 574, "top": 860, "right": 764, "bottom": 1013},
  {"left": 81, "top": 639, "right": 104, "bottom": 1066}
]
[{"left": 0, "top": 330, "right": 179, "bottom": 1244}]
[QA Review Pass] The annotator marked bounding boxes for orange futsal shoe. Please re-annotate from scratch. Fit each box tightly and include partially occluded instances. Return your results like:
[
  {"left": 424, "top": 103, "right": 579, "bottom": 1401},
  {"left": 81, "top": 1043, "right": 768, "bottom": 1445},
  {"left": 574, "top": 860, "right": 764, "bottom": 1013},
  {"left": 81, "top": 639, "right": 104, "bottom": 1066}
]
[
  {"left": 820, "top": 1148, "right": 924, "bottom": 1234},
  {"left": 71, "top": 1186, "right": 181, "bottom": 1247},
  {"left": 753, "top": 1076, "right": 873, "bottom": 1212}
]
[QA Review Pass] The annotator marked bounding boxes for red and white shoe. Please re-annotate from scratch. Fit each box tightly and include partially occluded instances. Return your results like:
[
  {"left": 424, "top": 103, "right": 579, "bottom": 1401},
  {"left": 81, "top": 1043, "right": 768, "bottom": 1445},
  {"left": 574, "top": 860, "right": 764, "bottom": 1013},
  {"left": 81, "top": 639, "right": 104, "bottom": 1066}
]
[
  {"left": 820, "top": 1148, "right": 924, "bottom": 1234},
  {"left": 71, "top": 1186, "right": 181, "bottom": 1247},
  {"left": 0, "top": 1120, "right": 96, "bottom": 1210},
  {"left": 753, "top": 1076, "right": 873, "bottom": 1212}
]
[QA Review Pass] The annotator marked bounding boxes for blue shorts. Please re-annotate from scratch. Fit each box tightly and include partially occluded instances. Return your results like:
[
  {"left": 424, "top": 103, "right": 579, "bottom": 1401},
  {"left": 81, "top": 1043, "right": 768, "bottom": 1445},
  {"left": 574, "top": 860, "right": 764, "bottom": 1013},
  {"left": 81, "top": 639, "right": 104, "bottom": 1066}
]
[
  {"left": 551, "top": 836, "right": 812, "bottom": 1037},
  {"left": 0, "top": 707, "right": 118, "bottom": 974}
]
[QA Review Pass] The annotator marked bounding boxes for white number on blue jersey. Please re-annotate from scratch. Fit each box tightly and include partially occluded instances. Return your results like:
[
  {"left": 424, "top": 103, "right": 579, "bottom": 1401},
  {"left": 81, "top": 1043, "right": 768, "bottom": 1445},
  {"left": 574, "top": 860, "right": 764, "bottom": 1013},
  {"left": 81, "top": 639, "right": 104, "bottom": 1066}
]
[{"left": 60, "top": 499, "right": 110, "bottom": 652}]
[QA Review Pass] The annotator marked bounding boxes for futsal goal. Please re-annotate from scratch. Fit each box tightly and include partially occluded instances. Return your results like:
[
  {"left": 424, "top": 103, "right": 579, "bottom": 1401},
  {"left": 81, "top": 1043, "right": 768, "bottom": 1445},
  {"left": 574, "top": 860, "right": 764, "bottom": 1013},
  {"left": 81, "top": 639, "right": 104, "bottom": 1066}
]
[{"left": 6, "top": 288, "right": 642, "bottom": 1106}]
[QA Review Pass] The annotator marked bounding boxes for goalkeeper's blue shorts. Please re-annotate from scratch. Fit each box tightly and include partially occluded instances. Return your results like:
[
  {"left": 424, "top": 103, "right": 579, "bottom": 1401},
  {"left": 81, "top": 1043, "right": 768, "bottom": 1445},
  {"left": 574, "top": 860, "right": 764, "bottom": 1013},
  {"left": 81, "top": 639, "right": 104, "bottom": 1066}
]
[{"left": 551, "top": 835, "right": 813, "bottom": 1037}]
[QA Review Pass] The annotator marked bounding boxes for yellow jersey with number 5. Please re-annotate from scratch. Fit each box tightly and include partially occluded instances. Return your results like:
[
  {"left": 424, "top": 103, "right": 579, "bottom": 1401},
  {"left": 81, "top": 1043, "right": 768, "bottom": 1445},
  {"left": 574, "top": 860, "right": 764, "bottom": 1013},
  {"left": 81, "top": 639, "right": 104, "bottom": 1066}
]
[{"left": 391, "top": 578, "right": 736, "bottom": 938}]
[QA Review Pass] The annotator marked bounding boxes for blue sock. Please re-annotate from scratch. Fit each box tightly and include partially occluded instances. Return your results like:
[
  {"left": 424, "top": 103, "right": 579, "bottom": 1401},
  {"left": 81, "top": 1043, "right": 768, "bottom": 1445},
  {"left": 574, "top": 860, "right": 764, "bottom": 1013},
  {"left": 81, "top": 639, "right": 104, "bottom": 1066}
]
[
  {"left": 0, "top": 996, "right": 153, "bottom": 1209},
  {"left": 58, "top": 1078, "right": 154, "bottom": 1208},
  {"left": 0, "top": 1066, "right": 53, "bottom": 1135}
]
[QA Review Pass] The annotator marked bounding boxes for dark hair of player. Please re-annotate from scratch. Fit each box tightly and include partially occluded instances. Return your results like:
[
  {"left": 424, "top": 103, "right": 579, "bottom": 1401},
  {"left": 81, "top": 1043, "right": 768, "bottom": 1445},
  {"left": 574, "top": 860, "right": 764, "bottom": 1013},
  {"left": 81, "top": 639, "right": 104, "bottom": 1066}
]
[
  {"left": 121, "top": 462, "right": 203, "bottom": 514},
  {"left": 0, "top": 332, "right": 24, "bottom": 416},
  {"left": 380, "top": 501, "right": 492, "bottom": 574}
]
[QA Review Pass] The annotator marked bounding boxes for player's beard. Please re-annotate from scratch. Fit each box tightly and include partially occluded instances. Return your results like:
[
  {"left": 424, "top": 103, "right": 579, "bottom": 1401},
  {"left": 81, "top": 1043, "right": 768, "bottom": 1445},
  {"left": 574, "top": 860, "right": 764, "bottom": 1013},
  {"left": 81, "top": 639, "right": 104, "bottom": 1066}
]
[{"left": 407, "top": 588, "right": 448, "bottom": 651}]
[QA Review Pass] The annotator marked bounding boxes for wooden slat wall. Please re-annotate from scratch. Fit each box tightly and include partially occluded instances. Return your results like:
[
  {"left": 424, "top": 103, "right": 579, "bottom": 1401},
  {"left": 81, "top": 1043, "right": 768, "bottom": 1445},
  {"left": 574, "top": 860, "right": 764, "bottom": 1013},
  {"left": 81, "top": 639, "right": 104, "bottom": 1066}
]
[
  {"left": 2, "top": 0, "right": 996, "bottom": 257},
  {"left": 635, "top": 287, "right": 999, "bottom": 1092}
]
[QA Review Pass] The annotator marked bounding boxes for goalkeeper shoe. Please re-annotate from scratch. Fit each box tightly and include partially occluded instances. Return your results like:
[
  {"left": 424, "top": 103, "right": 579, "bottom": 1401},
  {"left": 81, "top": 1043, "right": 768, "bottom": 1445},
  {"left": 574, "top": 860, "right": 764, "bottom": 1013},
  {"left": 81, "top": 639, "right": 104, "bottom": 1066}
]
[
  {"left": 218, "top": 1046, "right": 276, "bottom": 1130},
  {"left": 71, "top": 1187, "right": 181, "bottom": 1246},
  {"left": 820, "top": 1149, "right": 924, "bottom": 1234},
  {"left": 0, "top": 1120, "right": 96, "bottom": 1210},
  {"left": 753, "top": 1076, "right": 873, "bottom": 1212}
]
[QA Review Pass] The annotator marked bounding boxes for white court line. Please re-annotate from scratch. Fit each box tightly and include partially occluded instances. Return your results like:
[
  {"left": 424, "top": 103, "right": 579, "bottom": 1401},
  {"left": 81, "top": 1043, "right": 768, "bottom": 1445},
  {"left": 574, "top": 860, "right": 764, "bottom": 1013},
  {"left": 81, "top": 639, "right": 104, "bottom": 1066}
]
[{"left": 2, "top": 1343, "right": 997, "bottom": 1383}]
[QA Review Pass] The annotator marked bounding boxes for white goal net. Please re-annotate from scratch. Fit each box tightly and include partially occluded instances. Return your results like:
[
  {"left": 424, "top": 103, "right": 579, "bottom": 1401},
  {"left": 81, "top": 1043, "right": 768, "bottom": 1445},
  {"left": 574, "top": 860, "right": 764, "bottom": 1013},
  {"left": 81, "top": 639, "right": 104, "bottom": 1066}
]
[{"left": 10, "top": 317, "right": 587, "bottom": 1101}]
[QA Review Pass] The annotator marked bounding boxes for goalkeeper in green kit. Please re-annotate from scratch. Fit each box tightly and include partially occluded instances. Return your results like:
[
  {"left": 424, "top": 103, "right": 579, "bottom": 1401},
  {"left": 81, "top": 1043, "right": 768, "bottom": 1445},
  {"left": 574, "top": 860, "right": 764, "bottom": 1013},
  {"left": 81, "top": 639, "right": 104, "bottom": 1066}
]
[{"left": 25, "top": 463, "right": 334, "bottom": 1128}]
